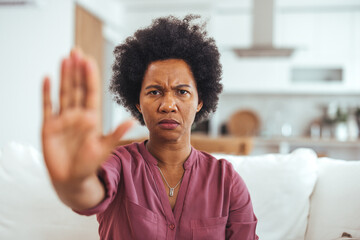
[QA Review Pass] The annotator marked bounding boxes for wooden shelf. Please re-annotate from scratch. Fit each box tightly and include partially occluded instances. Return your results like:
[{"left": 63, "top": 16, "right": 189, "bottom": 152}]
[{"left": 254, "top": 137, "right": 360, "bottom": 148}]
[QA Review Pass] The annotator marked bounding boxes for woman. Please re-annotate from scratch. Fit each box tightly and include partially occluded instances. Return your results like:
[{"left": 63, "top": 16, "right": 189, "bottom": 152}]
[{"left": 42, "top": 15, "right": 258, "bottom": 239}]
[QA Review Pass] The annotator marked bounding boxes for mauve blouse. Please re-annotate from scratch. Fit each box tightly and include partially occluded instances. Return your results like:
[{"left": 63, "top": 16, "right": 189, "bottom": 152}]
[{"left": 76, "top": 141, "right": 259, "bottom": 240}]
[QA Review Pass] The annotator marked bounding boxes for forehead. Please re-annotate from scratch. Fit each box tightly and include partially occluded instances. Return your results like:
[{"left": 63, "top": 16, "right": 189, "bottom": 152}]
[{"left": 142, "top": 59, "right": 196, "bottom": 86}]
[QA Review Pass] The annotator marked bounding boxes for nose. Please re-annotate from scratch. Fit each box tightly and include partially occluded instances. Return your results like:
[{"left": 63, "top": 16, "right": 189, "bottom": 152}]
[{"left": 159, "top": 93, "right": 178, "bottom": 113}]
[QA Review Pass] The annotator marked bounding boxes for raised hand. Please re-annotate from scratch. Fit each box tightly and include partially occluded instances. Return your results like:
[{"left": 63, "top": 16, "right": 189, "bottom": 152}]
[{"left": 41, "top": 49, "right": 132, "bottom": 209}]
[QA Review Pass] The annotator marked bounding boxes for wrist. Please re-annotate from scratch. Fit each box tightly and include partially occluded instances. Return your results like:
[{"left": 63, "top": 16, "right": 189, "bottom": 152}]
[{"left": 54, "top": 174, "right": 105, "bottom": 211}]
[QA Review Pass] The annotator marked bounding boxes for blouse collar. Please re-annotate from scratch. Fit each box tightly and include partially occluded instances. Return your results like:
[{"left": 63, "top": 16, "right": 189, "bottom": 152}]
[{"left": 138, "top": 140, "right": 197, "bottom": 170}]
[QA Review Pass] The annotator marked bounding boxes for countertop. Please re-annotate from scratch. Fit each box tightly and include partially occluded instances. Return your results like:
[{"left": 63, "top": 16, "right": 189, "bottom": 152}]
[{"left": 254, "top": 137, "right": 360, "bottom": 148}]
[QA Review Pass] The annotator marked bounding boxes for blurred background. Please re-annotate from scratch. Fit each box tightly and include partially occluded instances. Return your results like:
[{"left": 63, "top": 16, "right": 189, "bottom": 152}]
[{"left": 1, "top": 0, "right": 360, "bottom": 159}]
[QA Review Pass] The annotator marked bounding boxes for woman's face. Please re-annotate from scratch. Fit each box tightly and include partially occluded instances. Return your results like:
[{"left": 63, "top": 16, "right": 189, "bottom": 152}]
[{"left": 136, "top": 59, "right": 203, "bottom": 142}]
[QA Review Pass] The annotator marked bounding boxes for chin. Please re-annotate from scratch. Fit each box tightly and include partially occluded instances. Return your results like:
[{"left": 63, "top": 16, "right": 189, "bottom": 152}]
[{"left": 151, "top": 128, "right": 189, "bottom": 142}]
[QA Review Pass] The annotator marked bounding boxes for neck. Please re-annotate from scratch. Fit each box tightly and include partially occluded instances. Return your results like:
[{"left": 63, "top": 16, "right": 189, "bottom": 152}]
[{"left": 146, "top": 135, "right": 191, "bottom": 170}]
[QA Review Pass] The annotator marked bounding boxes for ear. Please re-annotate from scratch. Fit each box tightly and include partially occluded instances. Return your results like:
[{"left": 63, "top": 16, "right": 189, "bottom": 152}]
[
  {"left": 196, "top": 100, "right": 203, "bottom": 112},
  {"left": 136, "top": 104, "right": 142, "bottom": 113}
]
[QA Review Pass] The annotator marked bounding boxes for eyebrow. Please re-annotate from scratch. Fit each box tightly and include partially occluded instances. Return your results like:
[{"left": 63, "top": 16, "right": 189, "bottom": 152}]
[
  {"left": 145, "top": 84, "right": 192, "bottom": 90},
  {"left": 175, "top": 84, "right": 192, "bottom": 89},
  {"left": 145, "top": 85, "right": 162, "bottom": 90}
]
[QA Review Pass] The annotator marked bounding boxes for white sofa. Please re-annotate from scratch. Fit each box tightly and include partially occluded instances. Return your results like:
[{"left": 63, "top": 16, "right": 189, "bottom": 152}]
[{"left": 0, "top": 142, "right": 359, "bottom": 240}]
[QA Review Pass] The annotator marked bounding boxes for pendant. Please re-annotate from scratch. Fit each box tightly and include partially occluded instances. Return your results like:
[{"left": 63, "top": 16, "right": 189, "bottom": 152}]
[{"left": 169, "top": 188, "right": 174, "bottom": 197}]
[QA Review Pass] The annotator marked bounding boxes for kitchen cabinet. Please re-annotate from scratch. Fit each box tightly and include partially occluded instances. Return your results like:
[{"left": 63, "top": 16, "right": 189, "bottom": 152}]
[
  {"left": 275, "top": 11, "right": 360, "bottom": 93},
  {"left": 220, "top": 53, "right": 291, "bottom": 93},
  {"left": 213, "top": 4, "right": 360, "bottom": 94}
]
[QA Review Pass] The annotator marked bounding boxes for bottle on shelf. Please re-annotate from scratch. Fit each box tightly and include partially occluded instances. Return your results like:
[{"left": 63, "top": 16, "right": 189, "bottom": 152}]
[{"left": 347, "top": 107, "right": 359, "bottom": 141}]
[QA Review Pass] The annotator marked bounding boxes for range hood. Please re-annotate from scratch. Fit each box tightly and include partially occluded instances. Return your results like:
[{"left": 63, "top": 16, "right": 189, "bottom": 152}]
[{"left": 234, "top": 0, "right": 294, "bottom": 57}]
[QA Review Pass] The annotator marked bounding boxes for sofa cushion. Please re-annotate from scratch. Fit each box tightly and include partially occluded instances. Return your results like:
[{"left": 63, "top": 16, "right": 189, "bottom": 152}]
[
  {"left": 305, "top": 157, "right": 360, "bottom": 240},
  {"left": 213, "top": 148, "right": 318, "bottom": 240},
  {"left": 0, "top": 142, "right": 99, "bottom": 240}
]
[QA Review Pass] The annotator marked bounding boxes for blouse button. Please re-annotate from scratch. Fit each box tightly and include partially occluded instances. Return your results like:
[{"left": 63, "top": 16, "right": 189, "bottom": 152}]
[{"left": 169, "top": 223, "right": 175, "bottom": 230}]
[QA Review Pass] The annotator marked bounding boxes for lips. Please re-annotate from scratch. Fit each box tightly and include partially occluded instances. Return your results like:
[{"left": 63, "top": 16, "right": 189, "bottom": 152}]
[{"left": 158, "top": 119, "right": 179, "bottom": 130}]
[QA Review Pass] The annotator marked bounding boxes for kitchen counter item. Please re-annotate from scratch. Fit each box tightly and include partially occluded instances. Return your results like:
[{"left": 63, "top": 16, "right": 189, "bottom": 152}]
[{"left": 227, "top": 110, "right": 260, "bottom": 137}]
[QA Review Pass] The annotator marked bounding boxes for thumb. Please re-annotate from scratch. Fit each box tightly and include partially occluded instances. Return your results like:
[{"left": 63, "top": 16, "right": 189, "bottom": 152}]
[{"left": 104, "top": 119, "right": 135, "bottom": 148}]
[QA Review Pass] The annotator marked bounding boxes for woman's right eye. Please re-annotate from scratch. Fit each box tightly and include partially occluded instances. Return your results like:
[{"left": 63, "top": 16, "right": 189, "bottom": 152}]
[{"left": 148, "top": 90, "right": 160, "bottom": 95}]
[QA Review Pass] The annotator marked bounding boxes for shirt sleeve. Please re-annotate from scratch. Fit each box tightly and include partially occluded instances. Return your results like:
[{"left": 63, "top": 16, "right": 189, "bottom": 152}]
[
  {"left": 73, "top": 152, "right": 122, "bottom": 216},
  {"left": 226, "top": 165, "right": 259, "bottom": 240}
]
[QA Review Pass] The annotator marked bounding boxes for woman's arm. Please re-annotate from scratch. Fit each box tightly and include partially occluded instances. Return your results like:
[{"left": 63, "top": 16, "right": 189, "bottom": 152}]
[
  {"left": 53, "top": 173, "right": 105, "bottom": 211},
  {"left": 226, "top": 172, "right": 259, "bottom": 240},
  {"left": 41, "top": 49, "right": 132, "bottom": 211}
]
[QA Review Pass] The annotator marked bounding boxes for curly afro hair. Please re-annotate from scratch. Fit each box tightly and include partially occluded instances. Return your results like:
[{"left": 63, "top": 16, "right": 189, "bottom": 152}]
[{"left": 109, "top": 14, "right": 223, "bottom": 125}]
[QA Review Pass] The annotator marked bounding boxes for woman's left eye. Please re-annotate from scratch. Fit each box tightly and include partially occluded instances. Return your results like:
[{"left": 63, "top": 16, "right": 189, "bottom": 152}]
[{"left": 178, "top": 90, "right": 189, "bottom": 95}]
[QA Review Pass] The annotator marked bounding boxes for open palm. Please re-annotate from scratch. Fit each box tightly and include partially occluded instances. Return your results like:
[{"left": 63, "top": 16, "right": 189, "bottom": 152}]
[{"left": 42, "top": 49, "right": 132, "bottom": 185}]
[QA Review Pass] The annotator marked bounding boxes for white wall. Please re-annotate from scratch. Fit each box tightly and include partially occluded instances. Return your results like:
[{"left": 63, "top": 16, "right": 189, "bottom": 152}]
[{"left": 0, "top": 0, "right": 74, "bottom": 150}]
